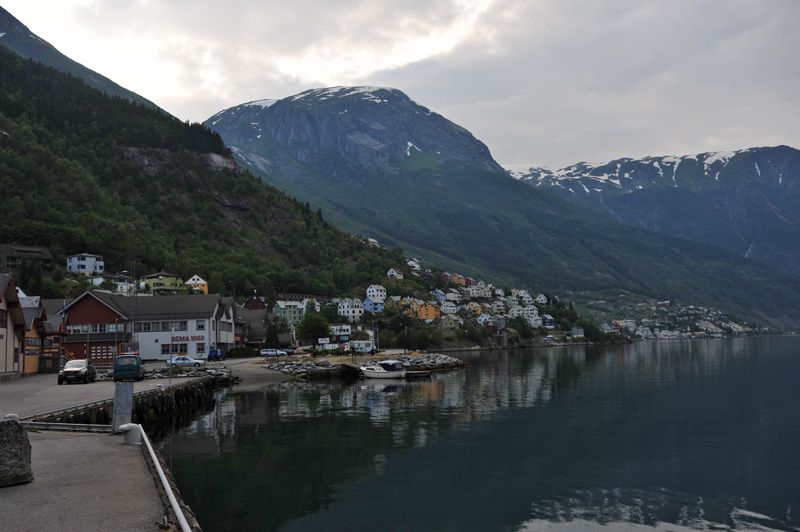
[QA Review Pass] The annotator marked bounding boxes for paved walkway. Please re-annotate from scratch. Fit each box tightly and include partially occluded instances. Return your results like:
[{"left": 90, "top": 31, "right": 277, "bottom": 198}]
[
  {"left": 0, "top": 358, "right": 270, "bottom": 531},
  {"left": 0, "top": 430, "right": 166, "bottom": 532}
]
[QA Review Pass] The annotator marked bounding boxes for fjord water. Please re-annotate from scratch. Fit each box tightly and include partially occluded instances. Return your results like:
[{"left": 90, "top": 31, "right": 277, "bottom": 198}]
[{"left": 160, "top": 337, "right": 800, "bottom": 531}]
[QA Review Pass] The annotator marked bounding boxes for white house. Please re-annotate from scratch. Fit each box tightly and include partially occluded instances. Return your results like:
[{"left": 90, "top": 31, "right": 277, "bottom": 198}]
[
  {"left": 508, "top": 305, "right": 525, "bottom": 318},
  {"left": 518, "top": 290, "right": 533, "bottom": 305},
  {"left": 338, "top": 298, "right": 364, "bottom": 323},
  {"left": 366, "top": 284, "right": 387, "bottom": 301},
  {"left": 536, "top": 293, "right": 548, "bottom": 305},
  {"left": 407, "top": 258, "right": 422, "bottom": 271},
  {"left": 387, "top": 268, "right": 404, "bottom": 279},
  {"left": 522, "top": 305, "right": 539, "bottom": 319},
  {"left": 445, "top": 290, "right": 462, "bottom": 303},
  {"left": 491, "top": 300, "right": 507, "bottom": 314},
  {"left": 440, "top": 301, "right": 457, "bottom": 314},
  {"left": 67, "top": 253, "right": 105, "bottom": 276}
]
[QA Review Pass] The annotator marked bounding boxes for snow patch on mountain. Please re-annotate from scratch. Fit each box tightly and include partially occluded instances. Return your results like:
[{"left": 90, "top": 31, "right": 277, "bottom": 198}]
[
  {"left": 406, "top": 142, "right": 421, "bottom": 156},
  {"left": 291, "top": 86, "right": 395, "bottom": 104},
  {"left": 245, "top": 99, "right": 277, "bottom": 108}
]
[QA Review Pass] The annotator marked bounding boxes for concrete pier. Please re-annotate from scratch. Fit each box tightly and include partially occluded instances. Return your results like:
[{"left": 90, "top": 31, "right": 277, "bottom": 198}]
[{"left": 0, "top": 430, "right": 167, "bottom": 532}]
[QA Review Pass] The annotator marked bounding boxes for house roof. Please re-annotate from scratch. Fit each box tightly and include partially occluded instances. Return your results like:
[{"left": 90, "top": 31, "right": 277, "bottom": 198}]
[
  {"left": 0, "top": 274, "right": 25, "bottom": 330},
  {"left": 56, "top": 292, "right": 223, "bottom": 320},
  {"left": 0, "top": 244, "right": 53, "bottom": 261},
  {"left": 22, "top": 307, "right": 46, "bottom": 329},
  {"left": 140, "top": 271, "right": 182, "bottom": 279}
]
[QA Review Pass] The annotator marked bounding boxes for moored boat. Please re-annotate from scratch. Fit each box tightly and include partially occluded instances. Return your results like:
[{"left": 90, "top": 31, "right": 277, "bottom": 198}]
[{"left": 360, "top": 359, "right": 406, "bottom": 379}]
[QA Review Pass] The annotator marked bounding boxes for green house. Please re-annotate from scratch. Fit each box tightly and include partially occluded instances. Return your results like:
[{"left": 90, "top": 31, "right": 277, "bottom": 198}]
[{"left": 140, "top": 271, "right": 185, "bottom": 295}]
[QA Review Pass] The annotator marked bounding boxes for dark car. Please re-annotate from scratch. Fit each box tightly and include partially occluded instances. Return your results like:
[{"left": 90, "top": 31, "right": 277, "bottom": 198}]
[
  {"left": 113, "top": 353, "right": 145, "bottom": 382},
  {"left": 58, "top": 359, "right": 97, "bottom": 385},
  {"left": 207, "top": 349, "right": 225, "bottom": 361}
]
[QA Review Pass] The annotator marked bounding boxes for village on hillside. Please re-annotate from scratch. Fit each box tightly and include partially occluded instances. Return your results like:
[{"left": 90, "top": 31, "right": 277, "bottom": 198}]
[{"left": 1, "top": 244, "right": 757, "bottom": 378}]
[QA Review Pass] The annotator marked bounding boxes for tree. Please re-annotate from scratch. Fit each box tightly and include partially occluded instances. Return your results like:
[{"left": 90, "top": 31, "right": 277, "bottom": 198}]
[
  {"left": 351, "top": 329, "right": 370, "bottom": 341},
  {"left": 295, "top": 313, "right": 331, "bottom": 345}
]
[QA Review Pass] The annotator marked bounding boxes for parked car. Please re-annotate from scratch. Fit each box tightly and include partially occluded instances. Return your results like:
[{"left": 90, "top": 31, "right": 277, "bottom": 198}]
[
  {"left": 207, "top": 349, "right": 225, "bottom": 361},
  {"left": 259, "top": 348, "right": 287, "bottom": 357},
  {"left": 113, "top": 353, "right": 145, "bottom": 382},
  {"left": 166, "top": 355, "right": 205, "bottom": 368},
  {"left": 58, "top": 359, "right": 96, "bottom": 385}
]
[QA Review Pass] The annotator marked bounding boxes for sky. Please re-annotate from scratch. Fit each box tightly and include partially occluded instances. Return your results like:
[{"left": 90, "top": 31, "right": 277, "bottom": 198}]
[{"left": 3, "top": 0, "right": 799, "bottom": 169}]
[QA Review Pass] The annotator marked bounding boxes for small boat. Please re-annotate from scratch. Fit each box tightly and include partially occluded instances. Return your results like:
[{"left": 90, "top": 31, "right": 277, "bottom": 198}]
[{"left": 360, "top": 360, "right": 406, "bottom": 379}]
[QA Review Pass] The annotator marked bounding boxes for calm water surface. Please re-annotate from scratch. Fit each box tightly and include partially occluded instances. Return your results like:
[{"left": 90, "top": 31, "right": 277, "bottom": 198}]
[{"left": 160, "top": 337, "right": 800, "bottom": 531}]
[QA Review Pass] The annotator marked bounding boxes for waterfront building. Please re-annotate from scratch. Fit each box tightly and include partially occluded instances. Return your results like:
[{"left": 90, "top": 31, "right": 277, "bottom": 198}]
[{"left": 0, "top": 274, "right": 26, "bottom": 377}]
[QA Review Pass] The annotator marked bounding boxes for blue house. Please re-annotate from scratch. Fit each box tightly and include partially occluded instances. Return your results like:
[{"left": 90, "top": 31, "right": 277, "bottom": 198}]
[{"left": 363, "top": 297, "right": 385, "bottom": 314}]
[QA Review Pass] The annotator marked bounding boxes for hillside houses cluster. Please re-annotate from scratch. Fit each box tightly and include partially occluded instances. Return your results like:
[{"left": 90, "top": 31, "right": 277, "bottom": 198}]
[
  {"left": 276, "top": 270, "right": 559, "bottom": 333},
  {"left": 600, "top": 301, "right": 756, "bottom": 339}
]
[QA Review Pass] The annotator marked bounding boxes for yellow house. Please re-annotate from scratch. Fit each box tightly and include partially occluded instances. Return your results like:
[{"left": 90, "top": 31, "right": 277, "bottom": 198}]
[
  {"left": 22, "top": 305, "right": 47, "bottom": 374},
  {"left": 468, "top": 301, "right": 482, "bottom": 316},
  {"left": 403, "top": 297, "right": 420, "bottom": 313},
  {"left": 185, "top": 274, "right": 208, "bottom": 294},
  {"left": 451, "top": 274, "right": 467, "bottom": 286},
  {"left": 417, "top": 301, "right": 441, "bottom": 321}
]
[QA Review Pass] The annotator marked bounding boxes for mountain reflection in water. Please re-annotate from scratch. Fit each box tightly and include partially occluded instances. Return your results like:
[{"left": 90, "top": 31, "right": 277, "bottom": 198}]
[{"left": 160, "top": 338, "right": 800, "bottom": 532}]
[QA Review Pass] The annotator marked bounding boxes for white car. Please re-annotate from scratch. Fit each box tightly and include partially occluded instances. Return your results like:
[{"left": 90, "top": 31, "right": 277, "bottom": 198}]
[
  {"left": 166, "top": 355, "right": 205, "bottom": 368},
  {"left": 259, "top": 348, "right": 287, "bottom": 357}
]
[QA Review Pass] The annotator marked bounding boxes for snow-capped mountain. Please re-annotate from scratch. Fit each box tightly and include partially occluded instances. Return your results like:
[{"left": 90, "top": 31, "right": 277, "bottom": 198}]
[
  {"left": 508, "top": 146, "right": 800, "bottom": 277},
  {"left": 206, "top": 86, "right": 506, "bottom": 180}
]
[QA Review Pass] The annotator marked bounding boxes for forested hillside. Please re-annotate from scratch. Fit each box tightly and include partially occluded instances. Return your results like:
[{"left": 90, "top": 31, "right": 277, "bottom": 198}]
[{"left": 0, "top": 46, "right": 409, "bottom": 299}]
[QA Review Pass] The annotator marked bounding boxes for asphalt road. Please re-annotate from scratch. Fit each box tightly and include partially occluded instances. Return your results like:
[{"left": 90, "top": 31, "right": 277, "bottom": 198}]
[
  {"left": 1, "top": 365, "right": 212, "bottom": 420},
  {"left": 1, "top": 358, "right": 271, "bottom": 420}
]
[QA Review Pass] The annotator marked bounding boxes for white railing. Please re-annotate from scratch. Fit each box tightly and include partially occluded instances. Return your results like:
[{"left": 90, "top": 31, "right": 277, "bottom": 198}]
[{"left": 119, "top": 423, "right": 192, "bottom": 532}]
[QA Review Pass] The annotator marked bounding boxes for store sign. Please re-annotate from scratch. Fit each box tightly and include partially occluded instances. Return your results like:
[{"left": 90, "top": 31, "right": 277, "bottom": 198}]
[
  {"left": 172, "top": 335, "right": 205, "bottom": 342},
  {"left": 317, "top": 337, "right": 329, "bottom": 344}
]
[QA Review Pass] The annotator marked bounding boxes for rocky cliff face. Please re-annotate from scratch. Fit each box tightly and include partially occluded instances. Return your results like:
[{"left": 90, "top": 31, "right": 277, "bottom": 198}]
[
  {"left": 206, "top": 87, "right": 506, "bottom": 179},
  {"left": 509, "top": 146, "right": 800, "bottom": 278}
]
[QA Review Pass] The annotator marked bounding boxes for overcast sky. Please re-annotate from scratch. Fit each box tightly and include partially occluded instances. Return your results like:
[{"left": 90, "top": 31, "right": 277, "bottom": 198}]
[{"left": 4, "top": 0, "right": 799, "bottom": 169}]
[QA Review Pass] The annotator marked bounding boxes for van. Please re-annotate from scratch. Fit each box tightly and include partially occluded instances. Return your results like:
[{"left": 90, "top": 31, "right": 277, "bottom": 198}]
[{"left": 114, "top": 353, "right": 145, "bottom": 382}]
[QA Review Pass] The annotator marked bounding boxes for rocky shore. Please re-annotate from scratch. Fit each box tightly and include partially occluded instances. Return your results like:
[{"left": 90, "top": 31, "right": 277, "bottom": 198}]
[
  {"left": 261, "top": 353, "right": 467, "bottom": 379},
  {"left": 95, "top": 362, "right": 238, "bottom": 383}
]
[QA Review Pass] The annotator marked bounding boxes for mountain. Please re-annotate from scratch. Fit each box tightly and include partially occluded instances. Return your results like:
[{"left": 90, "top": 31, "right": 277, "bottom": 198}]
[
  {"left": 205, "top": 87, "right": 800, "bottom": 328},
  {"left": 0, "top": 45, "right": 410, "bottom": 300},
  {"left": 509, "top": 147, "right": 800, "bottom": 278},
  {"left": 0, "top": 6, "right": 160, "bottom": 111}
]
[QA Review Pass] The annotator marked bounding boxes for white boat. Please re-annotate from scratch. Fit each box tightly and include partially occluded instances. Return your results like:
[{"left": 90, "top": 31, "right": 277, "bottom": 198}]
[{"left": 360, "top": 359, "right": 406, "bottom": 379}]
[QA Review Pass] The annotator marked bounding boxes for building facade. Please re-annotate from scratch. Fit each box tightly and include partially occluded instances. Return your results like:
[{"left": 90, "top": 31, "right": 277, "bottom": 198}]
[{"left": 67, "top": 253, "right": 105, "bottom": 276}]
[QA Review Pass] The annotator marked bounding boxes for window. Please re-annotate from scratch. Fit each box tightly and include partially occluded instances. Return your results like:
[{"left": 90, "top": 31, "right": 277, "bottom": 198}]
[
  {"left": 196, "top": 320, "right": 205, "bottom": 331},
  {"left": 162, "top": 343, "right": 187, "bottom": 355},
  {"left": 196, "top": 343, "right": 205, "bottom": 354},
  {"left": 0, "top": 309, "right": 7, "bottom": 328}
]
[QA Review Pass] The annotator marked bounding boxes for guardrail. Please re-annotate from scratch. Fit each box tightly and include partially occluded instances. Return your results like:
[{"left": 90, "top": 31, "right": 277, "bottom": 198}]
[{"left": 120, "top": 423, "right": 192, "bottom": 532}]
